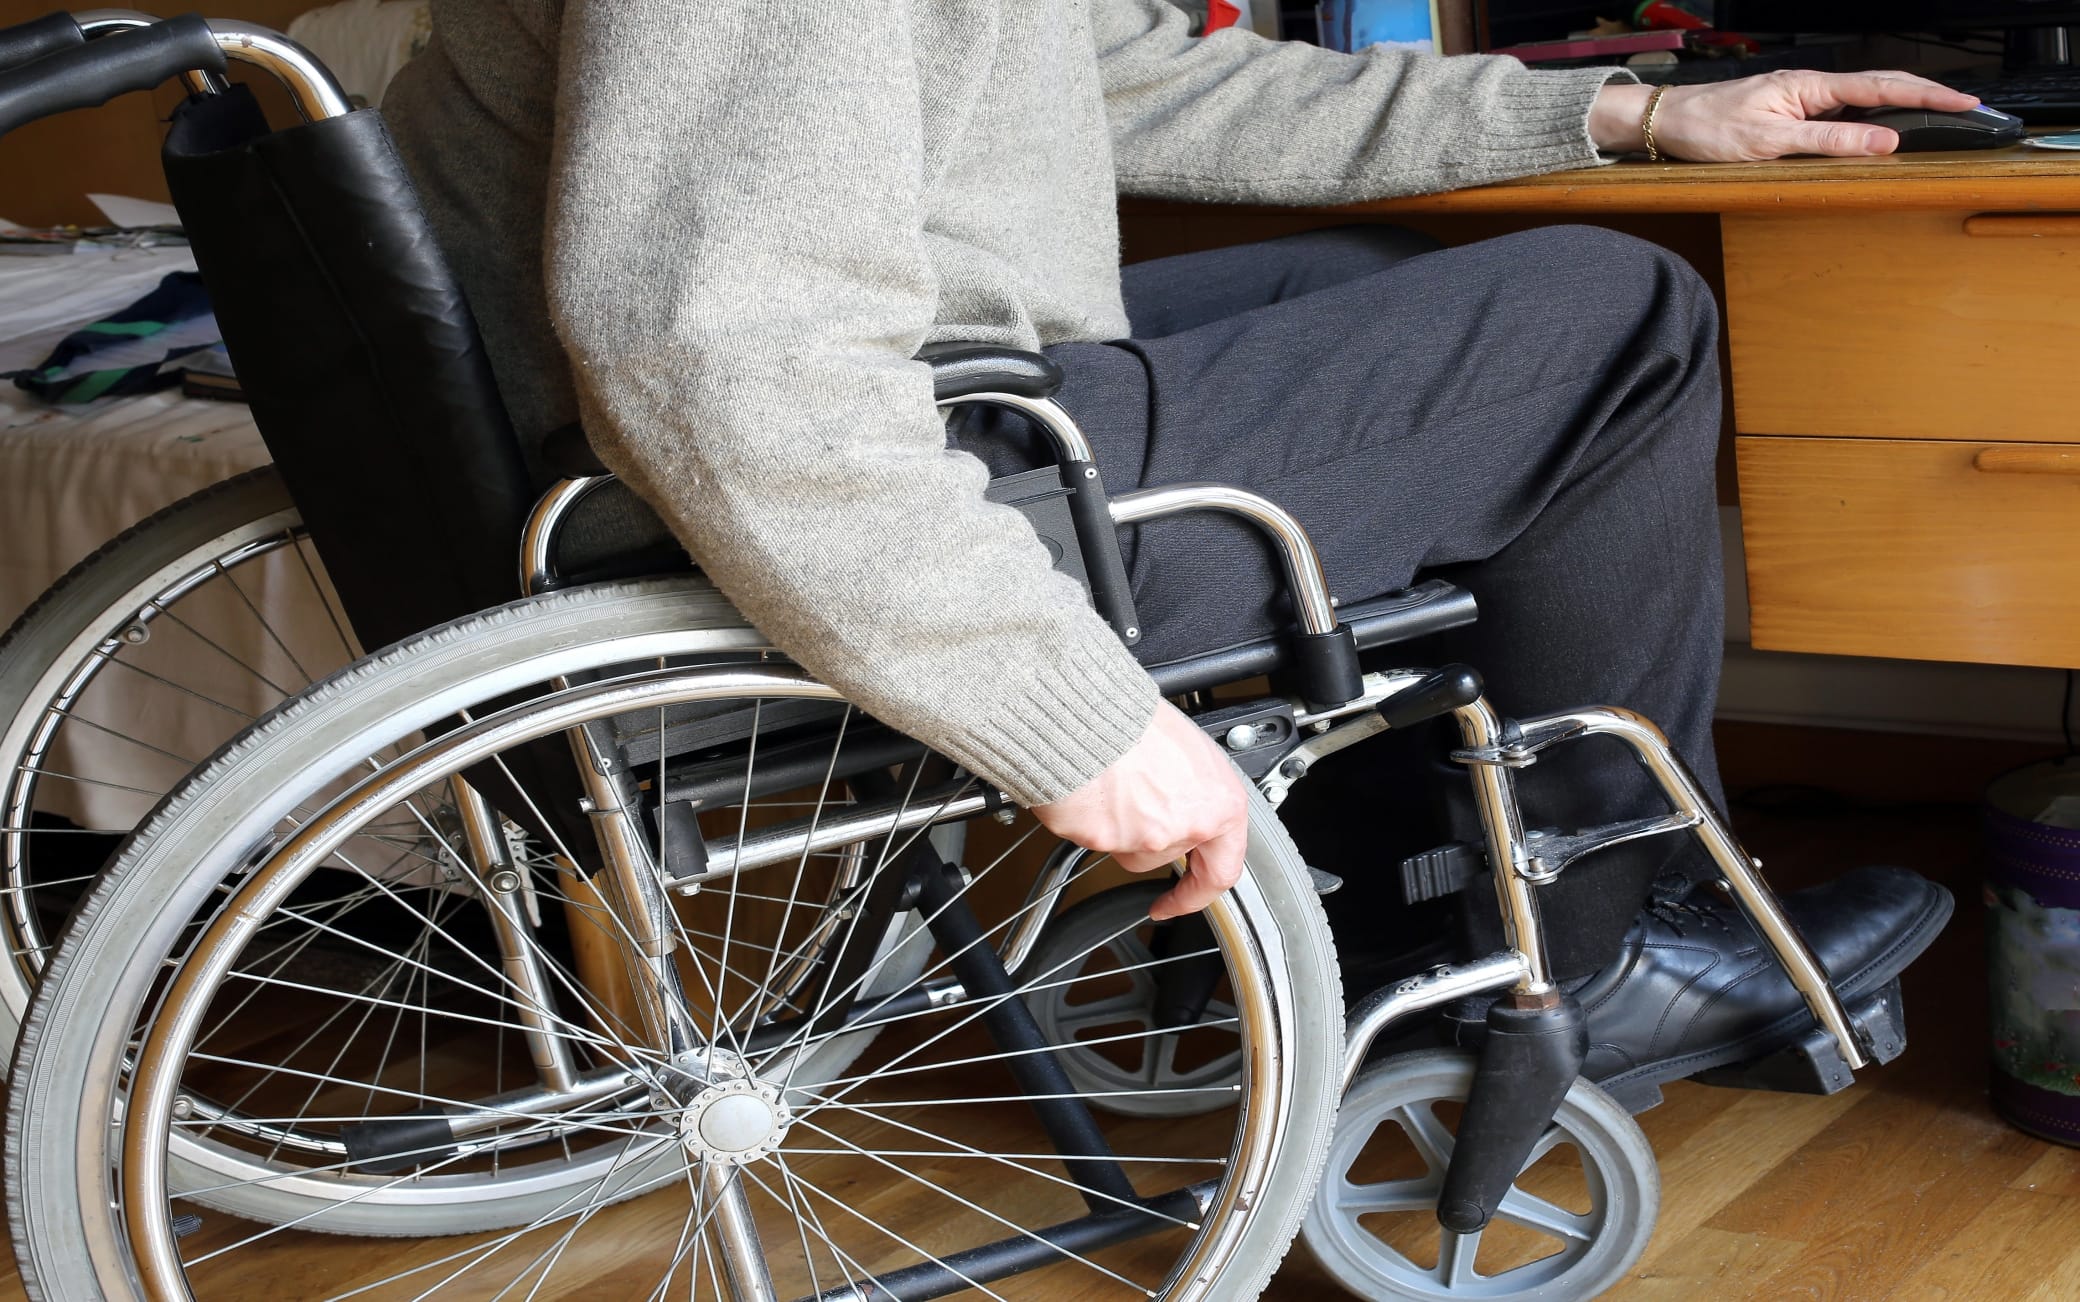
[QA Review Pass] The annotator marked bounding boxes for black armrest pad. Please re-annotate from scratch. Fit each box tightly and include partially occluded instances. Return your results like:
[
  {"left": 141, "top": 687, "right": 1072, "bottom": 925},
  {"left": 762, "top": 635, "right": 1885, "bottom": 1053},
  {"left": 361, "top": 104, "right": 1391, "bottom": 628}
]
[{"left": 921, "top": 343, "right": 1064, "bottom": 402}]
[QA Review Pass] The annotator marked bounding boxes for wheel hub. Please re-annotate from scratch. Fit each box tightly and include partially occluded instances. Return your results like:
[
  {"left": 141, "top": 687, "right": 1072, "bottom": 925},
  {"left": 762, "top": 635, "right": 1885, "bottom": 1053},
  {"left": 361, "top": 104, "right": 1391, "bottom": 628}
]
[{"left": 678, "top": 1076, "right": 791, "bottom": 1165}]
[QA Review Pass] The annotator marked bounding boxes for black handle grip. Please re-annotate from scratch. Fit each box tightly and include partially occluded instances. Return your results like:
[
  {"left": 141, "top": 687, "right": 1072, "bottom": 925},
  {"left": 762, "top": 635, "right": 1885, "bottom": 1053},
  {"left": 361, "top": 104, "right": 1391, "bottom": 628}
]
[
  {"left": 1375, "top": 663, "right": 1485, "bottom": 731},
  {"left": 0, "top": 13, "right": 223, "bottom": 140},
  {"left": 0, "top": 12, "right": 82, "bottom": 74}
]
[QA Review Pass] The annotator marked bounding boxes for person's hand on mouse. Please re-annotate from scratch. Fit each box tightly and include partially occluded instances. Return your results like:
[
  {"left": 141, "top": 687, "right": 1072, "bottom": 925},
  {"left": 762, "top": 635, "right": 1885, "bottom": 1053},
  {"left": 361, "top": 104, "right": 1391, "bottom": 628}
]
[{"left": 1588, "top": 70, "right": 1983, "bottom": 161}]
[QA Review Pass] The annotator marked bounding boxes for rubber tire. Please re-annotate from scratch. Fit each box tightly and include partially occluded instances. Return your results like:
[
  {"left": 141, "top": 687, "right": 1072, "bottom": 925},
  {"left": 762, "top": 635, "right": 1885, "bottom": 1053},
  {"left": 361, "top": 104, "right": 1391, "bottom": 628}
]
[{"left": 9, "top": 575, "right": 1345, "bottom": 1302}]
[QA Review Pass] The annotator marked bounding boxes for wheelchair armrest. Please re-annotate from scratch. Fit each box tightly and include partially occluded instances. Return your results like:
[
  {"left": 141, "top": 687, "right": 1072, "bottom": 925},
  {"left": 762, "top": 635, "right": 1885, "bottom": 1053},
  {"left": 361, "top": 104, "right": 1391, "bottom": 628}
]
[
  {"left": 921, "top": 343, "right": 1064, "bottom": 402},
  {"left": 537, "top": 344, "right": 1065, "bottom": 480},
  {"left": 1144, "top": 581, "right": 1480, "bottom": 700}
]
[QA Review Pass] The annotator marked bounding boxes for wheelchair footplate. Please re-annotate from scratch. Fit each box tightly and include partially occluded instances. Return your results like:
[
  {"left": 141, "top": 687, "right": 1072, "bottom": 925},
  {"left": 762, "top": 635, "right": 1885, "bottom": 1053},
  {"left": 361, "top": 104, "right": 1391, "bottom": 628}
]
[{"left": 1694, "top": 975, "right": 1910, "bottom": 1098}]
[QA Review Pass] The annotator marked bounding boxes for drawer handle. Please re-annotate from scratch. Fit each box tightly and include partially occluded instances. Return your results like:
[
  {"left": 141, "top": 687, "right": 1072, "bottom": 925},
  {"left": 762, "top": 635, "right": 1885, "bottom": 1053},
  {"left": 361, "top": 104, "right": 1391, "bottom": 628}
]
[
  {"left": 1963, "top": 214, "right": 2080, "bottom": 238},
  {"left": 1974, "top": 447, "right": 2080, "bottom": 475}
]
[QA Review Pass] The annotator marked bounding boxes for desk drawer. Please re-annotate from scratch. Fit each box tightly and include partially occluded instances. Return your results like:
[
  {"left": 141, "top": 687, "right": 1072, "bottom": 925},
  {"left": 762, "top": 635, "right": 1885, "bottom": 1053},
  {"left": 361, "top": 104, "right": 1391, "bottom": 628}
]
[
  {"left": 1737, "top": 435, "right": 2080, "bottom": 667},
  {"left": 1724, "top": 211, "right": 2080, "bottom": 442}
]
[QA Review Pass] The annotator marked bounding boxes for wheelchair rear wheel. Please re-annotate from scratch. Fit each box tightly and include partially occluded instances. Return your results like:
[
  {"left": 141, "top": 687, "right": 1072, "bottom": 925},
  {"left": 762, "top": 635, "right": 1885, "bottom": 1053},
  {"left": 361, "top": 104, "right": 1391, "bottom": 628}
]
[{"left": 9, "top": 575, "right": 1343, "bottom": 1300}]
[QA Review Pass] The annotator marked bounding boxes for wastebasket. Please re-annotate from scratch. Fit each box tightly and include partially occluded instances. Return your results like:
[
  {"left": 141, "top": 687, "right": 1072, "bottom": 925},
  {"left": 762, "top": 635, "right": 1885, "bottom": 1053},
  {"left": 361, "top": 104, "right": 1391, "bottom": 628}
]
[{"left": 1986, "top": 759, "right": 2080, "bottom": 1144}]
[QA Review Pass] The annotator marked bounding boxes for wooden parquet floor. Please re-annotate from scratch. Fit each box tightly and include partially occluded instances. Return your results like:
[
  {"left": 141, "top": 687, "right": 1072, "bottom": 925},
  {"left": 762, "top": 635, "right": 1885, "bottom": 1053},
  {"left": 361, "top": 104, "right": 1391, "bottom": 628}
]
[{"left": 0, "top": 766, "right": 2067, "bottom": 1299}]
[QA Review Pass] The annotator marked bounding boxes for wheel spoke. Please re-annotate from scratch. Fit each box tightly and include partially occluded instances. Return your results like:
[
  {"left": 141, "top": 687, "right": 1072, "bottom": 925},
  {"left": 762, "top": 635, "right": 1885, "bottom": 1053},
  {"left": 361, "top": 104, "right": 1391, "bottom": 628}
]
[
  {"left": 1390, "top": 1102, "right": 1456, "bottom": 1174},
  {"left": 1334, "top": 1176, "right": 1440, "bottom": 1215},
  {"left": 1494, "top": 1187, "right": 1597, "bottom": 1244},
  {"left": 1437, "top": 1226, "right": 1483, "bottom": 1287}
]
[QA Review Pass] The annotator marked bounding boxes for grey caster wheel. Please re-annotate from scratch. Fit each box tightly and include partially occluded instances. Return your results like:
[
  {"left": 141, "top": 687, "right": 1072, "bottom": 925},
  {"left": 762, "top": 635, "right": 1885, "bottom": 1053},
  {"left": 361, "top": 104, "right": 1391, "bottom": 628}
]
[
  {"left": 1021, "top": 881, "right": 1243, "bottom": 1117},
  {"left": 1304, "top": 1048, "right": 1659, "bottom": 1300}
]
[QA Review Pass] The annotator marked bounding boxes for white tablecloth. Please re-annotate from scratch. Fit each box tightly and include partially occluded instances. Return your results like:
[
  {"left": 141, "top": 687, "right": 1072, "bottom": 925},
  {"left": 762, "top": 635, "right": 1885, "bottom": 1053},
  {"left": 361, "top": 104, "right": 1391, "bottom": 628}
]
[
  {"left": 0, "top": 244, "right": 342, "bottom": 832},
  {"left": 0, "top": 245, "right": 270, "bottom": 629}
]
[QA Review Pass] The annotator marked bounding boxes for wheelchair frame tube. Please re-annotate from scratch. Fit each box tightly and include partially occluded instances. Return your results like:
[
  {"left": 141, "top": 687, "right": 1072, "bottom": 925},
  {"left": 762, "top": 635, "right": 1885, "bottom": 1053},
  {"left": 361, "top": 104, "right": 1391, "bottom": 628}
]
[
  {"left": 1108, "top": 483, "right": 1340, "bottom": 637},
  {"left": 517, "top": 425, "right": 1351, "bottom": 646},
  {"left": 67, "top": 11, "right": 350, "bottom": 113},
  {"left": 448, "top": 776, "right": 580, "bottom": 1094},
  {"left": 705, "top": 1162, "right": 780, "bottom": 1302},
  {"left": 673, "top": 786, "right": 990, "bottom": 889},
  {"left": 1515, "top": 705, "right": 1870, "bottom": 1072},
  {"left": 935, "top": 391, "right": 1143, "bottom": 643},
  {"left": 519, "top": 475, "right": 609, "bottom": 596},
  {"left": 1341, "top": 951, "right": 1534, "bottom": 1094},
  {"left": 200, "top": 18, "right": 351, "bottom": 119},
  {"left": 1450, "top": 696, "right": 1556, "bottom": 997}
]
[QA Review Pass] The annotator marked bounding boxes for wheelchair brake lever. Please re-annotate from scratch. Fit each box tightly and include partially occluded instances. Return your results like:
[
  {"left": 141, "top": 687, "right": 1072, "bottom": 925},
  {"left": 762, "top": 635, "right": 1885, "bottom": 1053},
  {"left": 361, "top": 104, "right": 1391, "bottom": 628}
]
[{"left": 1254, "top": 668, "right": 1423, "bottom": 806}]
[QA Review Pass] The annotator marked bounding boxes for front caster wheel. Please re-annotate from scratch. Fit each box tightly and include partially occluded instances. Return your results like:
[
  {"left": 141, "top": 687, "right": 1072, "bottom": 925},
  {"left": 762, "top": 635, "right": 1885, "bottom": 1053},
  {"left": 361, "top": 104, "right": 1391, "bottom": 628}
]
[
  {"left": 1302, "top": 1048, "right": 1658, "bottom": 1300},
  {"left": 1021, "top": 881, "right": 1243, "bottom": 1117}
]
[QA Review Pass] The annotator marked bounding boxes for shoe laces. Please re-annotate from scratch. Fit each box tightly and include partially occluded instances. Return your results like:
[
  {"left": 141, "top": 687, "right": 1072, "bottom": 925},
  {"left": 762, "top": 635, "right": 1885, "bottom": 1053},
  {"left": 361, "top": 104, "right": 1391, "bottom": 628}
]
[{"left": 1645, "top": 897, "right": 1734, "bottom": 937}]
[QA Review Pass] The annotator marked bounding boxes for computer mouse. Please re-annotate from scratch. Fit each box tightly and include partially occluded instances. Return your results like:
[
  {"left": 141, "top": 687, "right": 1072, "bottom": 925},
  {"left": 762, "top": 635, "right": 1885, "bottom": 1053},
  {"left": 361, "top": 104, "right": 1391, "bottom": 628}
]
[{"left": 1835, "top": 104, "right": 2026, "bottom": 152}]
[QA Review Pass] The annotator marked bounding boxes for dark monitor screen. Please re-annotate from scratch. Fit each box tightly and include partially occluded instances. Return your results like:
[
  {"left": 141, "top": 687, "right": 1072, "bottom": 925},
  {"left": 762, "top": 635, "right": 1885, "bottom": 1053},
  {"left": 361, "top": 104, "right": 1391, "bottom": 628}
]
[
  {"left": 1716, "top": 1, "right": 2080, "bottom": 31},
  {"left": 1480, "top": 3, "right": 1606, "bottom": 49}
]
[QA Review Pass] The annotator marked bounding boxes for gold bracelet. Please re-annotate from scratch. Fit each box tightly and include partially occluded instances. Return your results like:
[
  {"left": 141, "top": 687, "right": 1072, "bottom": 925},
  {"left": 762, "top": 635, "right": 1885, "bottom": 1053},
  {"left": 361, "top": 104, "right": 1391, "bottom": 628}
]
[{"left": 1641, "top": 84, "right": 1671, "bottom": 162}]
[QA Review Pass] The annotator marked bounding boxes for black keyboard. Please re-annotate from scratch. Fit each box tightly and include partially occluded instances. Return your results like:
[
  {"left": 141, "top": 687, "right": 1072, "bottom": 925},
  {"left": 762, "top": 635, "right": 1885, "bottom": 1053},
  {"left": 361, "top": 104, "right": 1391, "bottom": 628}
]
[{"left": 1947, "top": 67, "right": 2080, "bottom": 124}]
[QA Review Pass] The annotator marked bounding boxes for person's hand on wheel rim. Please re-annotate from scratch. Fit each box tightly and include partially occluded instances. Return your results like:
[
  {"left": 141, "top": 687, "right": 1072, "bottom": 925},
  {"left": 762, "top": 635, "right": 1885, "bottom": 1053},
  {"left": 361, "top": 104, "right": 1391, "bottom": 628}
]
[{"left": 1032, "top": 701, "right": 1249, "bottom": 921}]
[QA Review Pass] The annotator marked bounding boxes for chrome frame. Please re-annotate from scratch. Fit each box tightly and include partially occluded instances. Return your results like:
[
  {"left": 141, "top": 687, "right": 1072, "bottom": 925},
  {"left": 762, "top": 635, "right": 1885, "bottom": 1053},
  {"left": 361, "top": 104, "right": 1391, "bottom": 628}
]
[
  {"left": 519, "top": 474, "right": 614, "bottom": 597},
  {"left": 70, "top": 12, "right": 351, "bottom": 115},
  {"left": 448, "top": 777, "right": 580, "bottom": 1094},
  {"left": 568, "top": 718, "right": 703, "bottom": 1057},
  {"left": 671, "top": 788, "right": 991, "bottom": 892},
  {"left": 1109, "top": 483, "right": 1339, "bottom": 636},
  {"left": 934, "top": 389, "right": 1094, "bottom": 462},
  {"left": 1332, "top": 697, "right": 1870, "bottom": 1076},
  {"left": 199, "top": 19, "right": 352, "bottom": 120},
  {"left": 1521, "top": 706, "right": 1867, "bottom": 1069},
  {"left": 514, "top": 397, "right": 1348, "bottom": 644}
]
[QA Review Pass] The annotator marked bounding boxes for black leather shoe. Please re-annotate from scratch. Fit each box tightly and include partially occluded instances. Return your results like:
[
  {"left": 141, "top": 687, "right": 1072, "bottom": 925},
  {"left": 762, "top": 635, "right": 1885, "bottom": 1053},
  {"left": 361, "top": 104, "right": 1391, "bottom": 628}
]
[{"left": 1442, "top": 865, "right": 1952, "bottom": 1111}]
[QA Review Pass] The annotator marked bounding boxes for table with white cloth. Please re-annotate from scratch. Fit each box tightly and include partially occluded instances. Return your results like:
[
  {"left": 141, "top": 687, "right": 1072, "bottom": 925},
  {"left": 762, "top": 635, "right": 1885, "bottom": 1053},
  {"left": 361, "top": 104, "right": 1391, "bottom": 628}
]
[{"left": 0, "top": 242, "right": 349, "bottom": 833}]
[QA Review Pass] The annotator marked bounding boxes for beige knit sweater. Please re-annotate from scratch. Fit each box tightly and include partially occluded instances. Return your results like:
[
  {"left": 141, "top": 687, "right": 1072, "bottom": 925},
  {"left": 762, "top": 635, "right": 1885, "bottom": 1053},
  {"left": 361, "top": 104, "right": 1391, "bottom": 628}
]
[{"left": 384, "top": 0, "right": 1623, "bottom": 804}]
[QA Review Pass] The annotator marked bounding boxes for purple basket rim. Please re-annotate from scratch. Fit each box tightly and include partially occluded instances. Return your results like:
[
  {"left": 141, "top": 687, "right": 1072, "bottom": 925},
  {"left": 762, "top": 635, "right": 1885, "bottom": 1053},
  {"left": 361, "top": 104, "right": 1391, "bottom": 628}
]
[{"left": 1985, "top": 801, "right": 2080, "bottom": 853}]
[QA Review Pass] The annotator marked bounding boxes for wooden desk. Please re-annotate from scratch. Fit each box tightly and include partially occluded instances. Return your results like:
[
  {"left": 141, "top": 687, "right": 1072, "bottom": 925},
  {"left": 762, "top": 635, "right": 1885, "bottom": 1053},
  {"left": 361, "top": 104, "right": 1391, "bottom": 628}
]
[{"left": 1123, "top": 148, "right": 2080, "bottom": 671}]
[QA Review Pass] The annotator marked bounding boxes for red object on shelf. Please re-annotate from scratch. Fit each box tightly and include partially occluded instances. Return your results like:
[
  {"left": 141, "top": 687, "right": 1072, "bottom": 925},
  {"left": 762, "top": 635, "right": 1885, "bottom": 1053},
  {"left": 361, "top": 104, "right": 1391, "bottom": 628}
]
[
  {"left": 1633, "top": 0, "right": 1759, "bottom": 55},
  {"left": 1207, "top": 0, "right": 1245, "bottom": 31}
]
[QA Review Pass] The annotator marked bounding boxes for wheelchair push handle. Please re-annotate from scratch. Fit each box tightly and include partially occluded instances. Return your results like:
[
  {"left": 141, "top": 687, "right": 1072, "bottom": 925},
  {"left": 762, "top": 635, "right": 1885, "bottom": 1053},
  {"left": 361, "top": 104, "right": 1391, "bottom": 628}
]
[
  {"left": 0, "top": 12, "right": 84, "bottom": 73},
  {"left": 0, "top": 12, "right": 222, "bottom": 139},
  {"left": 0, "top": 12, "right": 351, "bottom": 142}
]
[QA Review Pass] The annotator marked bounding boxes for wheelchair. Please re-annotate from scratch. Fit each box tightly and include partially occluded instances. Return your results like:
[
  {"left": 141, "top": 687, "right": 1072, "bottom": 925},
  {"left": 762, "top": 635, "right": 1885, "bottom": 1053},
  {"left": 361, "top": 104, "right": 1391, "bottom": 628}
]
[{"left": 0, "top": 14, "right": 1917, "bottom": 1300}]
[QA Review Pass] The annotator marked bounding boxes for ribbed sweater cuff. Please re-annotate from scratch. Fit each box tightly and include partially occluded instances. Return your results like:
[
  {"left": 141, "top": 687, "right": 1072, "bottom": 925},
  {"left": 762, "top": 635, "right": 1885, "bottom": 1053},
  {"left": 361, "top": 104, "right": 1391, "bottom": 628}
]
[
  {"left": 1478, "top": 65, "right": 1641, "bottom": 176},
  {"left": 938, "top": 634, "right": 1162, "bottom": 808}
]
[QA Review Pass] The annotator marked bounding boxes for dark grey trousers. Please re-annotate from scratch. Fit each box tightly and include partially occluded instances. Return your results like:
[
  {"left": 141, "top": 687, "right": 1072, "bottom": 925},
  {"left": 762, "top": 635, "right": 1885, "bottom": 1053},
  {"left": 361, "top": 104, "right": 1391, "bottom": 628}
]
[{"left": 976, "top": 223, "right": 1728, "bottom": 980}]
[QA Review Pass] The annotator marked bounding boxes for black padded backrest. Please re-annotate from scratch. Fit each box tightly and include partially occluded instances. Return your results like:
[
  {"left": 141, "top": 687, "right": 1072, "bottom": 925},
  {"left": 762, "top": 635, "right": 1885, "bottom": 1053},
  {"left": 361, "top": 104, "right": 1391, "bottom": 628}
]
[{"left": 160, "top": 87, "right": 536, "bottom": 654}]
